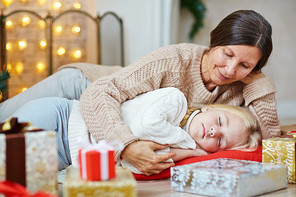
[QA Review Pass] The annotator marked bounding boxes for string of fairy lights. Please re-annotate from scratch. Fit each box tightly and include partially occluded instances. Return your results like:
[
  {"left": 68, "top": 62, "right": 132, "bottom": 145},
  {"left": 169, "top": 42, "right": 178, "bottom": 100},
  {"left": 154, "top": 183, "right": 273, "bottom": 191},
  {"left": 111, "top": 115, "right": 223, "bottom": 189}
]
[{"left": 1, "top": 0, "right": 85, "bottom": 97}]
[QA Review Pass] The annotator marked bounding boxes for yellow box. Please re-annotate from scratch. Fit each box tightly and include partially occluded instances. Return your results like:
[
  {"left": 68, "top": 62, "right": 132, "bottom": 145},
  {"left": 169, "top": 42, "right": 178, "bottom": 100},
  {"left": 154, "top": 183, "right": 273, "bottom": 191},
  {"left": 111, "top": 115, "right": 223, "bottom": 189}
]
[
  {"left": 63, "top": 166, "right": 137, "bottom": 197},
  {"left": 262, "top": 137, "right": 296, "bottom": 183}
]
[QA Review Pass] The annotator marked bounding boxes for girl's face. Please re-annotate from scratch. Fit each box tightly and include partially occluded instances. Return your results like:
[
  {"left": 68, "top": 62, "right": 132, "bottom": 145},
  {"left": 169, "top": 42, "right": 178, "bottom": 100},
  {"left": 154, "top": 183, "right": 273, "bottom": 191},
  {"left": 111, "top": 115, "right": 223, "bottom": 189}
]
[
  {"left": 202, "top": 45, "right": 261, "bottom": 86},
  {"left": 188, "top": 107, "right": 247, "bottom": 153}
]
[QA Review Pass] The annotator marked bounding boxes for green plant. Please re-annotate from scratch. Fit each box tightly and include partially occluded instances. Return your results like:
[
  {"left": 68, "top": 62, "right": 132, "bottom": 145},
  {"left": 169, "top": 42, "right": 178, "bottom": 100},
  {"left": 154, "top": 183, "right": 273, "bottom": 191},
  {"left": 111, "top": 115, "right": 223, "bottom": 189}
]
[
  {"left": 0, "top": 70, "right": 10, "bottom": 97},
  {"left": 181, "top": 0, "right": 206, "bottom": 41}
]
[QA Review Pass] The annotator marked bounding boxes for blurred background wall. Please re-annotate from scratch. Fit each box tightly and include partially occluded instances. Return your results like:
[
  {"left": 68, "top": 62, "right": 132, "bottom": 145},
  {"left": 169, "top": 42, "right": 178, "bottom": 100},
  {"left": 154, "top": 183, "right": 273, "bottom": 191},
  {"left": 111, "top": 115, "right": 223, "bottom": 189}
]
[{"left": 1, "top": 0, "right": 295, "bottom": 124}]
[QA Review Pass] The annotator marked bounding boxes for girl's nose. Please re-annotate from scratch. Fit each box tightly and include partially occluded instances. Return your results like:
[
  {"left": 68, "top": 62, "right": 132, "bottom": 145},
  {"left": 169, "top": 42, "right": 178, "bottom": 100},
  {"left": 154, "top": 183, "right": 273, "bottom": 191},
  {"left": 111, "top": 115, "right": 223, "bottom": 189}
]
[{"left": 209, "top": 127, "right": 220, "bottom": 138}]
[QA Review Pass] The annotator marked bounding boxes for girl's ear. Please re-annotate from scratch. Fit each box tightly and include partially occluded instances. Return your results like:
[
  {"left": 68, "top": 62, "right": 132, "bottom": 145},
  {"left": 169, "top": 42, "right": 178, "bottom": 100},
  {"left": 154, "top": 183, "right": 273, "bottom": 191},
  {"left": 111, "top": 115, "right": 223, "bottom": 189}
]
[{"left": 201, "top": 106, "right": 212, "bottom": 112}]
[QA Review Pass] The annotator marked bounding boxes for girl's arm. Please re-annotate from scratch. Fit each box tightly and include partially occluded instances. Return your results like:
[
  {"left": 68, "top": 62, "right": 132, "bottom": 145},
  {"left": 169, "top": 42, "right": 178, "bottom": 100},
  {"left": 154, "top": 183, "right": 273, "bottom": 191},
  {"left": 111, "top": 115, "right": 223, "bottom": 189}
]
[{"left": 170, "top": 147, "right": 209, "bottom": 162}]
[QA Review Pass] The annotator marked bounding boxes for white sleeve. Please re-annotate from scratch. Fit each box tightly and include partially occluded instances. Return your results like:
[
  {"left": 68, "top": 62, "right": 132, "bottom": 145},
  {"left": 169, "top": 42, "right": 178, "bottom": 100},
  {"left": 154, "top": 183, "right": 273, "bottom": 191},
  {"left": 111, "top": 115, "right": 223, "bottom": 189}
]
[{"left": 128, "top": 87, "right": 196, "bottom": 149}]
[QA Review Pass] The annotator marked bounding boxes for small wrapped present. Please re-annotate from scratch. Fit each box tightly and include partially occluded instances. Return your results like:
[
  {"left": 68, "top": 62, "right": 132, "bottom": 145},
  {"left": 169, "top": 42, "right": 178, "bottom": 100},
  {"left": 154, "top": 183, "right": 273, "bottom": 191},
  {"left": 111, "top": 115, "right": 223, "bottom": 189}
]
[
  {"left": 63, "top": 166, "right": 137, "bottom": 197},
  {"left": 78, "top": 140, "right": 116, "bottom": 181},
  {"left": 171, "top": 158, "right": 287, "bottom": 197},
  {"left": 0, "top": 118, "right": 58, "bottom": 194},
  {"left": 281, "top": 124, "right": 296, "bottom": 135},
  {"left": 262, "top": 136, "right": 296, "bottom": 183}
]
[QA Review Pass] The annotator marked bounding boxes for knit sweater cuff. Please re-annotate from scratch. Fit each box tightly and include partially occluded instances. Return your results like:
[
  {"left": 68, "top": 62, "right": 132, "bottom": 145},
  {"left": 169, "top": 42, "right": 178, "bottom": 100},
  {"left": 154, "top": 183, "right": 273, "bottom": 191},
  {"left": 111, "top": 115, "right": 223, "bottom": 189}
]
[
  {"left": 105, "top": 125, "right": 138, "bottom": 162},
  {"left": 243, "top": 76, "right": 276, "bottom": 106}
]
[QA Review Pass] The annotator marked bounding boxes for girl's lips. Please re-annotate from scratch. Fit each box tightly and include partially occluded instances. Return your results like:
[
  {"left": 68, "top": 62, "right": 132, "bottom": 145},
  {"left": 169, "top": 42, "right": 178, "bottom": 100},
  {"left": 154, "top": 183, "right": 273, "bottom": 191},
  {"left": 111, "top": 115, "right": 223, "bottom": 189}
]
[
  {"left": 202, "top": 124, "right": 205, "bottom": 139},
  {"left": 217, "top": 68, "right": 229, "bottom": 80}
]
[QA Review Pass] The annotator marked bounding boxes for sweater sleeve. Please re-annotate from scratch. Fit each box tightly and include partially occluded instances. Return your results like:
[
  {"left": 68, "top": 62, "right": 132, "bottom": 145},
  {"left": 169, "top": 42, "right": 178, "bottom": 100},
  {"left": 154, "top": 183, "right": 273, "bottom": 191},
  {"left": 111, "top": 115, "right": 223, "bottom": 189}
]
[
  {"left": 126, "top": 87, "right": 196, "bottom": 149},
  {"left": 243, "top": 76, "right": 281, "bottom": 139}
]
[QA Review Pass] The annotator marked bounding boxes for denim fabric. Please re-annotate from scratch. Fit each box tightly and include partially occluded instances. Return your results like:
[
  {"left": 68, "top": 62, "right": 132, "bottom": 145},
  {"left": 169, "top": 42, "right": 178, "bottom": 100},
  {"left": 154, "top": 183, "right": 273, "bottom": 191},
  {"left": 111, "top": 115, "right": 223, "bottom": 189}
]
[
  {"left": 10, "top": 97, "right": 74, "bottom": 170},
  {"left": 0, "top": 68, "right": 90, "bottom": 122}
]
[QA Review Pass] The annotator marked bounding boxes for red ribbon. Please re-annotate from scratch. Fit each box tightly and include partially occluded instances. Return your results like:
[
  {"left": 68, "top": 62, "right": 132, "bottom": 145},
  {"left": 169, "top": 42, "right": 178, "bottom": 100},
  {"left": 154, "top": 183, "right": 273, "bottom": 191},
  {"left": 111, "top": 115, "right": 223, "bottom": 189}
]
[{"left": 0, "top": 180, "right": 58, "bottom": 197}]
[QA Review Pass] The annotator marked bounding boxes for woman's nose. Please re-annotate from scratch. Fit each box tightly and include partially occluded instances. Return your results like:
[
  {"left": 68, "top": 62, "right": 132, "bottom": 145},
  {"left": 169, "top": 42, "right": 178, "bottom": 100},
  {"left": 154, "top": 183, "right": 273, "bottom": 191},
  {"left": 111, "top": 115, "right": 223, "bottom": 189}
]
[{"left": 225, "top": 61, "right": 236, "bottom": 76}]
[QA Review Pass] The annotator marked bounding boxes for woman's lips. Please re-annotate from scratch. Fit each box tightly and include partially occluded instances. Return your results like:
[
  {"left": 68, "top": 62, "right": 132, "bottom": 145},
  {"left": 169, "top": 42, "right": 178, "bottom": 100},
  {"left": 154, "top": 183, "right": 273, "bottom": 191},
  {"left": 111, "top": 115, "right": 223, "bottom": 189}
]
[{"left": 217, "top": 68, "right": 229, "bottom": 80}]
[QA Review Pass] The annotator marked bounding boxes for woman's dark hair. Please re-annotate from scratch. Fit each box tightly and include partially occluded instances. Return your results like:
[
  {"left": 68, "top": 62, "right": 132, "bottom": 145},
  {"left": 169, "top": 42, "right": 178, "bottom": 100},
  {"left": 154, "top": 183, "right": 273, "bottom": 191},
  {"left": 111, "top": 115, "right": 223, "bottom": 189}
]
[{"left": 210, "top": 10, "right": 272, "bottom": 71}]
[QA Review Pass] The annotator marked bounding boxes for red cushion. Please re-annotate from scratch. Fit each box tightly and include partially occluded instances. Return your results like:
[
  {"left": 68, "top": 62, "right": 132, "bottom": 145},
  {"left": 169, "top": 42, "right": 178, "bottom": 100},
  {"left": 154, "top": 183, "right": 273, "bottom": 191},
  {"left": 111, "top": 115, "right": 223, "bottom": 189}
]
[{"left": 133, "top": 146, "right": 262, "bottom": 180}]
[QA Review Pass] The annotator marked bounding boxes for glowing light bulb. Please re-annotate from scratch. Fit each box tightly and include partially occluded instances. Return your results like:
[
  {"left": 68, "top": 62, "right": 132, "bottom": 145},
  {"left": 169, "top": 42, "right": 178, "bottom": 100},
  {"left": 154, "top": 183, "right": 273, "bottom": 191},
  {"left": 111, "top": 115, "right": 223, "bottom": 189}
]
[
  {"left": 38, "top": 20, "right": 46, "bottom": 29},
  {"left": 55, "top": 25, "right": 63, "bottom": 35},
  {"left": 6, "top": 63, "right": 12, "bottom": 72},
  {"left": 21, "top": 87, "right": 28, "bottom": 92},
  {"left": 21, "top": 15, "right": 31, "bottom": 27},
  {"left": 72, "top": 49, "right": 82, "bottom": 59},
  {"left": 39, "top": 40, "right": 47, "bottom": 49},
  {"left": 15, "top": 62, "right": 24, "bottom": 74},
  {"left": 6, "top": 20, "right": 13, "bottom": 29},
  {"left": 20, "top": 0, "right": 27, "bottom": 3},
  {"left": 71, "top": 25, "right": 81, "bottom": 34},
  {"left": 73, "top": 2, "right": 81, "bottom": 9},
  {"left": 57, "top": 47, "right": 66, "bottom": 56},
  {"left": 38, "top": 0, "right": 46, "bottom": 6},
  {"left": 18, "top": 39, "right": 28, "bottom": 50},
  {"left": 53, "top": 1, "right": 62, "bottom": 11},
  {"left": 6, "top": 42, "right": 12, "bottom": 51},
  {"left": 3, "top": 0, "right": 13, "bottom": 7},
  {"left": 36, "top": 62, "right": 46, "bottom": 73}
]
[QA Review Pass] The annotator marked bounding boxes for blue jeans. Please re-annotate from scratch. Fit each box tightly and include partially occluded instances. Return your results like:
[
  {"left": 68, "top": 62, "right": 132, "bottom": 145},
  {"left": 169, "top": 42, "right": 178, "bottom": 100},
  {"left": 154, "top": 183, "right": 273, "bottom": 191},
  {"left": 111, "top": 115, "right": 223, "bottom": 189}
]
[
  {"left": 0, "top": 68, "right": 90, "bottom": 122},
  {"left": 11, "top": 97, "right": 74, "bottom": 170}
]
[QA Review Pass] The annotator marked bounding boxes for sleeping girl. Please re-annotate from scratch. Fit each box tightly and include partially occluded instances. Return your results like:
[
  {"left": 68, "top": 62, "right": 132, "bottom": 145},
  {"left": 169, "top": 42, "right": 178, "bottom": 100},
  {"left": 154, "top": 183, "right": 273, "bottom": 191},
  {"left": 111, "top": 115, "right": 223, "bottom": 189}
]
[
  {"left": 9, "top": 87, "right": 261, "bottom": 173},
  {"left": 118, "top": 87, "right": 261, "bottom": 174}
]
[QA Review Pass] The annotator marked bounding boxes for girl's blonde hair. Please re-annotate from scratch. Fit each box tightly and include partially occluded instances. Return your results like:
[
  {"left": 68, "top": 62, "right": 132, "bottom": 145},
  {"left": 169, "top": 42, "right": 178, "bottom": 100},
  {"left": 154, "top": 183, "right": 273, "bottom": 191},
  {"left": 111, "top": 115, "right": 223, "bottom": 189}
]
[{"left": 180, "top": 104, "right": 261, "bottom": 152}]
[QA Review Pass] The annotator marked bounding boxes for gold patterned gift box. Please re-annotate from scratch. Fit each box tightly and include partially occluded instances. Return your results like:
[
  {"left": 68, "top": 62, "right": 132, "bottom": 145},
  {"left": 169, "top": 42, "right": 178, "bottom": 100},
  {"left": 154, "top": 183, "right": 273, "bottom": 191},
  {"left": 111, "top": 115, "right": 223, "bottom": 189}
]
[
  {"left": 262, "top": 136, "right": 296, "bottom": 183},
  {"left": 171, "top": 158, "right": 288, "bottom": 197},
  {"left": 0, "top": 127, "right": 58, "bottom": 194},
  {"left": 63, "top": 166, "right": 137, "bottom": 197}
]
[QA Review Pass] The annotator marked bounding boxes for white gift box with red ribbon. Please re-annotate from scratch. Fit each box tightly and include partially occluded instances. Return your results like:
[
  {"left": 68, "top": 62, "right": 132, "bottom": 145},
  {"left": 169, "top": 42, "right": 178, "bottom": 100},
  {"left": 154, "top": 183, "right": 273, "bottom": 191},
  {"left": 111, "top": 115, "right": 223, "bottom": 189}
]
[{"left": 78, "top": 140, "right": 116, "bottom": 181}]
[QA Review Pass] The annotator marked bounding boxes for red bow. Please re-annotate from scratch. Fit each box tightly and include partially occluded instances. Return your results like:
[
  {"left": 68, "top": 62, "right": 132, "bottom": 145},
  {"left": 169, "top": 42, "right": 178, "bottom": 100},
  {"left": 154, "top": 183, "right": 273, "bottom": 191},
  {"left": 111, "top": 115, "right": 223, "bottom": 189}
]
[{"left": 0, "top": 180, "right": 58, "bottom": 197}]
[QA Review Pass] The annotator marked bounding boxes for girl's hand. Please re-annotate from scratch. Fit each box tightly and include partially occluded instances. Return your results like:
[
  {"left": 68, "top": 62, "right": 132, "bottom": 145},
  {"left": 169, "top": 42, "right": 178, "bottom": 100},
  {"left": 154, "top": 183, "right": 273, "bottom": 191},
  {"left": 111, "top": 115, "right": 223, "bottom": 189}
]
[
  {"left": 120, "top": 141, "right": 176, "bottom": 176},
  {"left": 240, "top": 70, "right": 265, "bottom": 84},
  {"left": 191, "top": 148, "right": 209, "bottom": 157}
]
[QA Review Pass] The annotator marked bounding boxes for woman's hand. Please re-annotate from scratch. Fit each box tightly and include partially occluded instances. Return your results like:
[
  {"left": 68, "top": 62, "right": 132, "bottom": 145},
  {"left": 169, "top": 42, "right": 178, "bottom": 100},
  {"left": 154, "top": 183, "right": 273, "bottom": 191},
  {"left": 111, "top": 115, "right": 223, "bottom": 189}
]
[
  {"left": 120, "top": 141, "right": 176, "bottom": 176},
  {"left": 240, "top": 70, "right": 265, "bottom": 84}
]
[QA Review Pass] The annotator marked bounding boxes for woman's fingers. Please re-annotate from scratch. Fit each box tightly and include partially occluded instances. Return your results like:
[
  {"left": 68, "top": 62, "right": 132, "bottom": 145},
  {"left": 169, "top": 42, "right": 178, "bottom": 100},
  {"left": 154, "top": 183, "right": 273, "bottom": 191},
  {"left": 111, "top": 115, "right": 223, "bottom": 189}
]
[{"left": 120, "top": 141, "right": 176, "bottom": 175}]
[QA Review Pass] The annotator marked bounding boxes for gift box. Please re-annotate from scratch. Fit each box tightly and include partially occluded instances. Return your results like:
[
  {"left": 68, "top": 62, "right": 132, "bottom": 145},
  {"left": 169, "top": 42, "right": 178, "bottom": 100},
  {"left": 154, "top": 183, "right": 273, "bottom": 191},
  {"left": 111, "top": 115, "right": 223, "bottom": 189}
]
[
  {"left": 171, "top": 158, "right": 287, "bottom": 197},
  {"left": 0, "top": 118, "right": 58, "bottom": 194},
  {"left": 63, "top": 166, "right": 137, "bottom": 197},
  {"left": 262, "top": 136, "right": 296, "bottom": 183},
  {"left": 78, "top": 140, "right": 116, "bottom": 181},
  {"left": 281, "top": 124, "right": 296, "bottom": 135}
]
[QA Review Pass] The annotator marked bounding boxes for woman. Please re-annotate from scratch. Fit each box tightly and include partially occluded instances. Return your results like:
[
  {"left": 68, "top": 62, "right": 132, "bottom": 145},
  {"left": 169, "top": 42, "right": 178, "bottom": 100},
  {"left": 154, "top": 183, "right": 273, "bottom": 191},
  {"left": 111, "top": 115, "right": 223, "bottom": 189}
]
[
  {"left": 77, "top": 9, "right": 280, "bottom": 175},
  {"left": 4, "top": 10, "right": 280, "bottom": 175}
]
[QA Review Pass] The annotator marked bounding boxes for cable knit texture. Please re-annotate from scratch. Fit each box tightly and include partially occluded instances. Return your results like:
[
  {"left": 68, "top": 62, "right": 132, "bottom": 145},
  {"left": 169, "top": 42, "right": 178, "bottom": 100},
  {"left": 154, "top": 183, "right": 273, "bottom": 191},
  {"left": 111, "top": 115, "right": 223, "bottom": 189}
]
[{"left": 71, "top": 43, "right": 281, "bottom": 161}]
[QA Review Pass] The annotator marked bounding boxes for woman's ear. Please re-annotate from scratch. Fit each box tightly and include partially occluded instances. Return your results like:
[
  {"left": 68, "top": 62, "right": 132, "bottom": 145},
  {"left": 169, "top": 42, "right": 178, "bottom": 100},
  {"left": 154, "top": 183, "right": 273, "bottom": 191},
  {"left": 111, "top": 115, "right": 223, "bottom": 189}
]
[{"left": 201, "top": 106, "right": 212, "bottom": 112}]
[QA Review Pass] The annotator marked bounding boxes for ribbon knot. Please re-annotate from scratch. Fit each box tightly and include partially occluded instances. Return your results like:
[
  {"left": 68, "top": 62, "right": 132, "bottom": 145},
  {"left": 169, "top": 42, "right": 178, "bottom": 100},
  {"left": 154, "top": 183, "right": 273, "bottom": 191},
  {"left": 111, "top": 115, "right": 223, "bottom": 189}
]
[{"left": 0, "top": 117, "right": 43, "bottom": 134}]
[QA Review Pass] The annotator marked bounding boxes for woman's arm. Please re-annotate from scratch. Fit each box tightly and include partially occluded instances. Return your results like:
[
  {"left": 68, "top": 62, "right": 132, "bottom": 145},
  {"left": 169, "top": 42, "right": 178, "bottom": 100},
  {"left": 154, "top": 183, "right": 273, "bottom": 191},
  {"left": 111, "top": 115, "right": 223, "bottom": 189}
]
[
  {"left": 170, "top": 148, "right": 209, "bottom": 162},
  {"left": 241, "top": 71, "right": 281, "bottom": 139},
  {"left": 79, "top": 44, "right": 198, "bottom": 175}
]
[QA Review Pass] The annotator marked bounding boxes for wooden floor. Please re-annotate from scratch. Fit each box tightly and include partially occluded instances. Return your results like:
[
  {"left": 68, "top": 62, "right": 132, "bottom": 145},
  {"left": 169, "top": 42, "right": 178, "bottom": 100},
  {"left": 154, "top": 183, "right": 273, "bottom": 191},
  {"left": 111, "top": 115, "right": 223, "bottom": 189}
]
[
  {"left": 137, "top": 179, "right": 296, "bottom": 197},
  {"left": 59, "top": 179, "right": 296, "bottom": 196}
]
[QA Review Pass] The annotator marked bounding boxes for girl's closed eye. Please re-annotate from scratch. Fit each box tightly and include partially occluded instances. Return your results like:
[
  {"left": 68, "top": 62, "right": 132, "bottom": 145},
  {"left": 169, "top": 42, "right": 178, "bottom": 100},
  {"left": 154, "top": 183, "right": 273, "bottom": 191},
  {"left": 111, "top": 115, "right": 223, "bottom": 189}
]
[{"left": 218, "top": 117, "right": 222, "bottom": 126}]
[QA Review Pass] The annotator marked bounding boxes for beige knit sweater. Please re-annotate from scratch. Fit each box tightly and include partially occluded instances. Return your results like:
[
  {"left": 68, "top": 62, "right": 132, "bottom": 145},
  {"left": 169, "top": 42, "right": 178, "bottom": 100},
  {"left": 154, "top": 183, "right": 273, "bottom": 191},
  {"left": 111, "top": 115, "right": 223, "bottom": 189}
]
[{"left": 76, "top": 43, "right": 280, "bottom": 161}]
